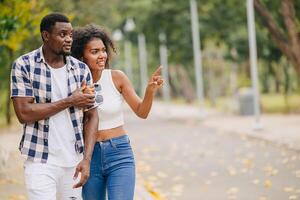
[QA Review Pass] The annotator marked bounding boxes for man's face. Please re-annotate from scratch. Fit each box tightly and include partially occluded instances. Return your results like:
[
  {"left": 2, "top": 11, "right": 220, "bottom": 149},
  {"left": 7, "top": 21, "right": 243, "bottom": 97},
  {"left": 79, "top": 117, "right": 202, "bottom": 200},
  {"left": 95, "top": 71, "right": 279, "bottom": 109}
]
[{"left": 45, "top": 22, "right": 73, "bottom": 56}]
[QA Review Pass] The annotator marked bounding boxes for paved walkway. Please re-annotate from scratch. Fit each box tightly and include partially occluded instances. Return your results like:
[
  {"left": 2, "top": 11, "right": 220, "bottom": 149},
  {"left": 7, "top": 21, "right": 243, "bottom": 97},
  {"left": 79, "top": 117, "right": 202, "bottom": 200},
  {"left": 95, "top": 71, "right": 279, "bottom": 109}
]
[
  {"left": 1, "top": 101, "right": 299, "bottom": 199},
  {"left": 0, "top": 125, "right": 155, "bottom": 200},
  {"left": 151, "top": 101, "right": 300, "bottom": 151},
  {"left": 126, "top": 102, "right": 300, "bottom": 200}
]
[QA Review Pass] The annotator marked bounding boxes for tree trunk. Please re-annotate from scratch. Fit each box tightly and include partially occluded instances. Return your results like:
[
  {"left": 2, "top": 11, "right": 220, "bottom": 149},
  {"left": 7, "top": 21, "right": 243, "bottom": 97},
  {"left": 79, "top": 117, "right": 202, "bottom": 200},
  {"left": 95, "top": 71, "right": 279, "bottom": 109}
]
[
  {"left": 176, "top": 66, "right": 196, "bottom": 103},
  {"left": 5, "top": 49, "right": 13, "bottom": 125},
  {"left": 269, "top": 62, "right": 281, "bottom": 93},
  {"left": 168, "top": 65, "right": 181, "bottom": 97},
  {"left": 283, "top": 64, "right": 291, "bottom": 112},
  {"left": 254, "top": 0, "right": 300, "bottom": 76},
  {"left": 168, "top": 65, "right": 195, "bottom": 102},
  {"left": 6, "top": 84, "right": 11, "bottom": 125}
]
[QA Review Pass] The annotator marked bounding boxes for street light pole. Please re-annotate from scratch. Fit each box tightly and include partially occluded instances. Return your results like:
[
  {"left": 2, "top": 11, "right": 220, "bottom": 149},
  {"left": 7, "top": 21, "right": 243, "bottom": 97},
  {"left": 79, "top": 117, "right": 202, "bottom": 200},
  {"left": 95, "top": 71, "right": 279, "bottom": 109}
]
[
  {"left": 138, "top": 33, "right": 148, "bottom": 95},
  {"left": 246, "top": 0, "right": 263, "bottom": 130},
  {"left": 190, "top": 0, "right": 204, "bottom": 104},
  {"left": 159, "top": 32, "right": 170, "bottom": 101},
  {"left": 124, "top": 18, "right": 135, "bottom": 81},
  {"left": 124, "top": 41, "right": 133, "bottom": 81},
  {"left": 112, "top": 29, "right": 123, "bottom": 70}
]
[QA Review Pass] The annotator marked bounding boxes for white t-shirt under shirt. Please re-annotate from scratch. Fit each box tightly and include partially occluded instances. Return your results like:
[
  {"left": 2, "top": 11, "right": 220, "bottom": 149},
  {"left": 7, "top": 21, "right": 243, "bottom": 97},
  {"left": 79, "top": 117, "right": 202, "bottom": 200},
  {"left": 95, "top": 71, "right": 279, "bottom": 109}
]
[
  {"left": 96, "top": 69, "right": 124, "bottom": 130},
  {"left": 47, "top": 65, "right": 82, "bottom": 167}
]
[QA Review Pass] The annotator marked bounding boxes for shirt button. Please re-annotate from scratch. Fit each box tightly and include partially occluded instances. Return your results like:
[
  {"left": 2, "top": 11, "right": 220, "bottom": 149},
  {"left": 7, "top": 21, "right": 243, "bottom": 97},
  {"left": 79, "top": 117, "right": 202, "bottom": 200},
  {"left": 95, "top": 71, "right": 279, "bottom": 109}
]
[
  {"left": 45, "top": 125, "right": 49, "bottom": 128},
  {"left": 44, "top": 139, "right": 48, "bottom": 143},
  {"left": 75, "top": 143, "right": 78, "bottom": 151}
]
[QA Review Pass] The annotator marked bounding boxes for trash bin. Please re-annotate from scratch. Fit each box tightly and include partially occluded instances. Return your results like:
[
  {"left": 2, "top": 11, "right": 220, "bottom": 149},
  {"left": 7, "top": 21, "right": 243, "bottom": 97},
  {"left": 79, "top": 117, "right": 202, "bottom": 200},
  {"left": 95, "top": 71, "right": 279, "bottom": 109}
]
[{"left": 237, "top": 88, "right": 254, "bottom": 115}]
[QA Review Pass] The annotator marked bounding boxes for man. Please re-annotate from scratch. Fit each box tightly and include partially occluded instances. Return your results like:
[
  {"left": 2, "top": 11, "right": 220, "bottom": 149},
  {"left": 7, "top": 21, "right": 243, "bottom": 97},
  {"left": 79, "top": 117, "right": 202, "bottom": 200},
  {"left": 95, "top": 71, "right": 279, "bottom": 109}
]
[{"left": 10, "top": 13, "right": 99, "bottom": 200}]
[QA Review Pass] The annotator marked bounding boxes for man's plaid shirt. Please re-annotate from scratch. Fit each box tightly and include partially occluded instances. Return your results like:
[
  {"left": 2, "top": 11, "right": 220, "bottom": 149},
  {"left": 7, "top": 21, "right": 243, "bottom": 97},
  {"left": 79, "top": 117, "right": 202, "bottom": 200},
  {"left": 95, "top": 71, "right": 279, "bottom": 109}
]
[{"left": 10, "top": 47, "right": 96, "bottom": 163}]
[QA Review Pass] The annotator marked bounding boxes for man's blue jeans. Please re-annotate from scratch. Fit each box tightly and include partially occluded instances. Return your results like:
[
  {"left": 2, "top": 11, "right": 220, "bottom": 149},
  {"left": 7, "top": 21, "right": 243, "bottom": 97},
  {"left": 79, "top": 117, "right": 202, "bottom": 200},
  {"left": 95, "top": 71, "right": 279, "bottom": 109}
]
[{"left": 82, "top": 135, "right": 135, "bottom": 200}]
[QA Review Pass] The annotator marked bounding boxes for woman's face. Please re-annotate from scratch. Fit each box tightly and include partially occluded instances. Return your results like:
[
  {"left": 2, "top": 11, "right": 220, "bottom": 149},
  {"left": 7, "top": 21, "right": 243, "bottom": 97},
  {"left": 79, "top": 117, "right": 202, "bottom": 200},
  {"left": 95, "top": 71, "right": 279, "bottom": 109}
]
[{"left": 82, "top": 38, "right": 107, "bottom": 71}]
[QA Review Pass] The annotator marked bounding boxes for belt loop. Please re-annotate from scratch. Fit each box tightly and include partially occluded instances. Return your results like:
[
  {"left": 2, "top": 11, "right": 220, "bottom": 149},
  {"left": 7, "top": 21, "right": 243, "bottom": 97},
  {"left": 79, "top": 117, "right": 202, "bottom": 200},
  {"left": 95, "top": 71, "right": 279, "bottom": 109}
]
[
  {"left": 109, "top": 139, "right": 116, "bottom": 148},
  {"left": 98, "top": 141, "right": 103, "bottom": 148}
]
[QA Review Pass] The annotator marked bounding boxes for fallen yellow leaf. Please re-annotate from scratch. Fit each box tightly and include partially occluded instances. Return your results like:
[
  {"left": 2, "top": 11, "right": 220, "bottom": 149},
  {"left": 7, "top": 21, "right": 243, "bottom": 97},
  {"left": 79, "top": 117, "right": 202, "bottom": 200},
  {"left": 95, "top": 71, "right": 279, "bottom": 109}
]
[
  {"left": 264, "top": 180, "right": 272, "bottom": 188},
  {"left": 226, "top": 187, "right": 239, "bottom": 195},
  {"left": 295, "top": 170, "right": 300, "bottom": 178},
  {"left": 227, "top": 167, "right": 237, "bottom": 176},
  {"left": 252, "top": 179, "right": 260, "bottom": 185},
  {"left": 284, "top": 187, "right": 295, "bottom": 193},
  {"left": 8, "top": 195, "right": 26, "bottom": 200},
  {"left": 289, "top": 195, "right": 298, "bottom": 200},
  {"left": 259, "top": 197, "right": 267, "bottom": 200},
  {"left": 243, "top": 158, "right": 254, "bottom": 168},
  {"left": 210, "top": 171, "right": 218, "bottom": 177}
]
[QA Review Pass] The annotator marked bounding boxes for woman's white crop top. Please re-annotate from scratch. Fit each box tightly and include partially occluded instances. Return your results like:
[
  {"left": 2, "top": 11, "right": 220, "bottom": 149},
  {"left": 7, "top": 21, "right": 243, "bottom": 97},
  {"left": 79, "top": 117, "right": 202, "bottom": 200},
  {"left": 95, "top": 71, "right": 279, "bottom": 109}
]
[{"left": 96, "top": 69, "right": 124, "bottom": 130}]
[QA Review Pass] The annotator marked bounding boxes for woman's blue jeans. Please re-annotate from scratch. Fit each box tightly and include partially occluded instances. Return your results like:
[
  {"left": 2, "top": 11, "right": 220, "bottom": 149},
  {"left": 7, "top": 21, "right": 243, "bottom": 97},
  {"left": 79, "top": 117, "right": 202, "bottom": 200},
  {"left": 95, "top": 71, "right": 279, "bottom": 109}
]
[{"left": 82, "top": 135, "right": 135, "bottom": 200}]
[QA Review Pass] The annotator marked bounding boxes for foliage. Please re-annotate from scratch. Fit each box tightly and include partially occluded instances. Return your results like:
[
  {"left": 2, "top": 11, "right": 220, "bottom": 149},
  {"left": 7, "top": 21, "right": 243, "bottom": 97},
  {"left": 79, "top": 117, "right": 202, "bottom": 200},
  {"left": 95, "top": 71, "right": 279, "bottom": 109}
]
[
  {"left": 261, "top": 93, "right": 300, "bottom": 113},
  {"left": 0, "top": 0, "right": 299, "bottom": 118},
  {"left": 0, "top": 0, "right": 48, "bottom": 51},
  {"left": 0, "top": 0, "right": 48, "bottom": 123}
]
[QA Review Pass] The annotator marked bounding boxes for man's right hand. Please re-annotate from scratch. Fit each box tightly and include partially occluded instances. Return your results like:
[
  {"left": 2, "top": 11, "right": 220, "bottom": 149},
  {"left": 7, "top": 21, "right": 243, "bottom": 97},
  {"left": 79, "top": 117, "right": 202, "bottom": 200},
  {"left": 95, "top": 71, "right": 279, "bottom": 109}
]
[{"left": 69, "top": 81, "right": 95, "bottom": 109}]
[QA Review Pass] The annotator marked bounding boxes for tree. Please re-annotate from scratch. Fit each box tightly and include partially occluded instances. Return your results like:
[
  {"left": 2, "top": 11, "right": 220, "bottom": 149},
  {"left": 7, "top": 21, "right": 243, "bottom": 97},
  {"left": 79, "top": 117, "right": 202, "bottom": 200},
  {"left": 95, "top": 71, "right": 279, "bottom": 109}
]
[
  {"left": 254, "top": 0, "right": 300, "bottom": 77},
  {"left": 0, "top": 0, "right": 48, "bottom": 124}
]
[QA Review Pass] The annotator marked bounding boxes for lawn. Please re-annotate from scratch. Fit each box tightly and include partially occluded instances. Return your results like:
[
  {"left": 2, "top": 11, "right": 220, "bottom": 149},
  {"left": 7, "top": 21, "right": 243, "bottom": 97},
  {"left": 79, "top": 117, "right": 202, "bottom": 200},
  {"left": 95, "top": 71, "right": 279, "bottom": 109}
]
[
  {"left": 261, "top": 93, "right": 300, "bottom": 114},
  {"left": 170, "top": 93, "right": 300, "bottom": 114}
]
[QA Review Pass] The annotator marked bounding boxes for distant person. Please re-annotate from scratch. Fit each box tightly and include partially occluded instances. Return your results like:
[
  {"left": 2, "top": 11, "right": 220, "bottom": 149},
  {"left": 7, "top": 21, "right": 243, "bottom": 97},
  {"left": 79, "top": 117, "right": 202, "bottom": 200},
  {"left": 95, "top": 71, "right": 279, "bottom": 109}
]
[
  {"left": 10, "top": 13, "right": 99, "bottom": 200},
  {"left": 71, "top": 24, "right": 163, "bottom": 200}
]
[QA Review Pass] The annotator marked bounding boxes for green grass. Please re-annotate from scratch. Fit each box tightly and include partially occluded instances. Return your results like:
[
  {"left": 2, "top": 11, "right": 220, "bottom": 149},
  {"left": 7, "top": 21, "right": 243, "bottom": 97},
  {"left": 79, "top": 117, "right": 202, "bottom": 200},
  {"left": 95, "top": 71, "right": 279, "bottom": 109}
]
[
  {"left": 0, "top": 113, "right": 18, "bottom": 129},
  {"left": 214, "top": 93, "right": 300, "bottom": 114},
  {"left": 169, "top": 93, "right": 300, "bottom": 114},
  {"left": 261, "top": 93, "right": 300, "bottom": 114},
  {"left": 0, "top": 93, "right": 298, "bottom": 128}
]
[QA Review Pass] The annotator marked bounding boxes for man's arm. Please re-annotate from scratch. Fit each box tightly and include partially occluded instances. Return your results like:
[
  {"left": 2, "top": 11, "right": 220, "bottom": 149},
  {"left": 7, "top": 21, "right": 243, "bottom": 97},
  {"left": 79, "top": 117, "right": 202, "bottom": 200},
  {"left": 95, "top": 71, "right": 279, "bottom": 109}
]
[
  {"left": 83, "top": 107, "right": 98, "bottom": 162},
  {"left": 73, "top": 107, "right": 98, "bottom": 188},
  {"left": 12, "top": 88, "right": 95, "bottom": 124},
  {"left": 11, "top": 57, "right": 95, "bottom": 124}
]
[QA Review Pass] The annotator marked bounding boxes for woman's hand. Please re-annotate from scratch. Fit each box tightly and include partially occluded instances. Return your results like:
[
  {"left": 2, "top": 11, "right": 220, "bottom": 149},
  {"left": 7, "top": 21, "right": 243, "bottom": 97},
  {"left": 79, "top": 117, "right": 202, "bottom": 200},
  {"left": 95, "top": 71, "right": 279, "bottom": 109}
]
[
  {"left": 82, "top": 82, "right": 95, "bottom": 95},
  {"left": 147, "top": 66, "right": 164, "bottom": 93},
  {"left": 68, "top": 81, "right": 95, "bottom": 109}
]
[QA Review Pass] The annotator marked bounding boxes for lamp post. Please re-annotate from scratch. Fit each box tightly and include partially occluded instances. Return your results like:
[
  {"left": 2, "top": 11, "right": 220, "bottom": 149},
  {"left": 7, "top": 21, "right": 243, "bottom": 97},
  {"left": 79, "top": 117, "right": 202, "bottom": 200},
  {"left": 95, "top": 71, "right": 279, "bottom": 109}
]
[
  {"left": 159, "top": 32, "right": 170, "bottom": 101},
  {"left": 230, "top": 48, "right": 238, "bottom": 96},
  {"left": 190, "top": 0, "right": 204, "bottom": 105},
  {"left": 112, "top": 29, "right": 123, "bottom": 70},
  {"left": 123, "top": 18, "right": 135, "bottom": 81},
  {"left": 112, "top": 29, "right": 123, "bottom": 42},
  {"left": 190, "top": 0, "right": 206, "bottom": 119},
  {"left": 246, "top": 0, "right": 263, "bottom": 130},
  {"left": 138, "top": 33, "right": 148, "bottom": 95}
]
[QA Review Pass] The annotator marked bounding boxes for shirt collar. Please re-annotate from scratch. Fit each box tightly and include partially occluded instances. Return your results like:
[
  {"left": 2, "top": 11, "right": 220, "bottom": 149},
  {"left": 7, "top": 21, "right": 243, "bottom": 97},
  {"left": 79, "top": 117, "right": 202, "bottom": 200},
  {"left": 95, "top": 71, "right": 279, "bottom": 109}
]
[
  {"left": 65, "top": 55, "right": 76, "bottom": 71},
  {"left": 34, "top": 46, "right": 76, "bottom": 71},
  {"left": 34, "top": 46, "right": 44, "bottom": 63}
]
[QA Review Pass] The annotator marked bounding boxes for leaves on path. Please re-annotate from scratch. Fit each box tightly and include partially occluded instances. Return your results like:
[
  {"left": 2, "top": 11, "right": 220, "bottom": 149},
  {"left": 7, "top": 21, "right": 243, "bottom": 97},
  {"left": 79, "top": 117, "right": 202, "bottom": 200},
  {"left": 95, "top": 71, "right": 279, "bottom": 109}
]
[
  {"left": 8, "top": 195, "right": 26, "bottom": 200},
  {"left": 264, "top": 180, "right": 272, "bottom": 188}
]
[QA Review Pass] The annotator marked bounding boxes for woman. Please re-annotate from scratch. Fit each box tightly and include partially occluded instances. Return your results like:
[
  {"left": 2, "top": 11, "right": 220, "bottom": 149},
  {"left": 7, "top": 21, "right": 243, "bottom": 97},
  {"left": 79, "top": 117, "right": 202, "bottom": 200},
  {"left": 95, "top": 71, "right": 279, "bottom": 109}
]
[{"left": 71, "top": 24, "right": 163, "bottom": 200}]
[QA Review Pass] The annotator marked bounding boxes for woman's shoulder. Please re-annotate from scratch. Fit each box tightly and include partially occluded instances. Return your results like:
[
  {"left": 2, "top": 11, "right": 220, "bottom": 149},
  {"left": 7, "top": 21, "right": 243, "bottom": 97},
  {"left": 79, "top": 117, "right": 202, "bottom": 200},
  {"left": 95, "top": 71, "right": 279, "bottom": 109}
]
[
  {"left": 111, "top": 69, "right": 127, "bottom": 80},
  {"left": 110, "top": 69, "right": 127, "bottom": 89}
]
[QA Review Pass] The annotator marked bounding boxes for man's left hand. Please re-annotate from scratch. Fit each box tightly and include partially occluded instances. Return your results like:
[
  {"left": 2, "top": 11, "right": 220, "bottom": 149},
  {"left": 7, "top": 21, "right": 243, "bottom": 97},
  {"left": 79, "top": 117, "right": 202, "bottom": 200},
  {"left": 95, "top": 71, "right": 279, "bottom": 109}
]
[{"left": 73, "top": 159, "right": 90, "bottom": 188}]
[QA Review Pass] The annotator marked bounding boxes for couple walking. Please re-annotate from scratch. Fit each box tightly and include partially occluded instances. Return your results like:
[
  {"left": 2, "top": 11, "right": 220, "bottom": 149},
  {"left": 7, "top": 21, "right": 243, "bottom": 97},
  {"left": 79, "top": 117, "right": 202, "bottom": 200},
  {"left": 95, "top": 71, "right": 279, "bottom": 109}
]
[{"left": 10, "top": 13, "right": 163, "bottom": 200}]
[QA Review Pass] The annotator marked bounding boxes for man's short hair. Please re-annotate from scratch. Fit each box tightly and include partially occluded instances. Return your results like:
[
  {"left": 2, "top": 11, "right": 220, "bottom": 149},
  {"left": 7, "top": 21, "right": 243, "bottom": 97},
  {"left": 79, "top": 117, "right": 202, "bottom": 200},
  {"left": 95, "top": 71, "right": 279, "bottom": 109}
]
[{"left": 40, "top": 13, "right": 70, "bottom": 33}]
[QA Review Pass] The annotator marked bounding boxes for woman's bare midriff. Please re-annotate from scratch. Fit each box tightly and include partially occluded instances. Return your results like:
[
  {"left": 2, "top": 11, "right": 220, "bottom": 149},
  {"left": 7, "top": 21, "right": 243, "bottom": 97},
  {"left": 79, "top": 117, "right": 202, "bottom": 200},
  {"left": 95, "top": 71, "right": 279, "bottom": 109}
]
[{"left": 96, "top": 126, "right": 126, "bottom": 141}]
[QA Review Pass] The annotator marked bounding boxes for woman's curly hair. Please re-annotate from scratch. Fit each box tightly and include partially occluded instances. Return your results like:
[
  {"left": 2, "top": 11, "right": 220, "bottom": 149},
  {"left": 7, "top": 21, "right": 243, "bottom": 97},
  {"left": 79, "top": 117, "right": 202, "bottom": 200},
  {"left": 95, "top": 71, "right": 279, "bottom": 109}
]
[{"left": 71, "top": 24, "right": 116, "bottom": 68}]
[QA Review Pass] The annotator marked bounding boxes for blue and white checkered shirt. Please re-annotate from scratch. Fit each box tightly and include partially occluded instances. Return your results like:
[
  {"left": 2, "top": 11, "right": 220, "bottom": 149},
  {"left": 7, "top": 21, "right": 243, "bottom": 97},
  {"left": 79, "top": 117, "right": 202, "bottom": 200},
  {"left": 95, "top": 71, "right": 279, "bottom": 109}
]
[{"left": 10, "top": 46, "right": 97, "bottom": 163}]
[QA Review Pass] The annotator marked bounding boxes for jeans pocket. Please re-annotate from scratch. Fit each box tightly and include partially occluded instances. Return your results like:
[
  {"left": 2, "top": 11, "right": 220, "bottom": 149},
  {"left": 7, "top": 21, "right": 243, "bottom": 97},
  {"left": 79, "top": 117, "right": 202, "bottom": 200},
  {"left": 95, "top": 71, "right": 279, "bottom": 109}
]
[{"left": 114, "top": 140, "right": 132, "bottom": 152}]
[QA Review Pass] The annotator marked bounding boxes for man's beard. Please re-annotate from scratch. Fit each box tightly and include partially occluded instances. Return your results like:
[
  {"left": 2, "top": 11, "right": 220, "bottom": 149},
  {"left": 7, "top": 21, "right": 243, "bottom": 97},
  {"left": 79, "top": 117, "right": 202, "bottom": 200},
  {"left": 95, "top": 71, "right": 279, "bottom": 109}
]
[{"left": 62, "top": 51, "right": 71, "bottom": 56}]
